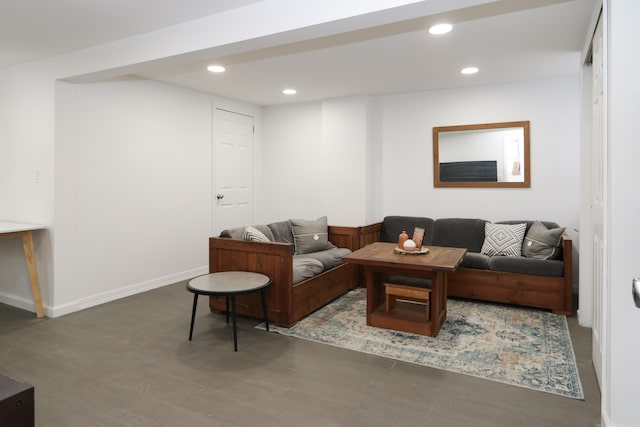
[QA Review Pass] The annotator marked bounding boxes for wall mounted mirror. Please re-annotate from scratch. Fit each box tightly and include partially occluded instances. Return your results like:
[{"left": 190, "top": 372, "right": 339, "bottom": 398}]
[{"left": 433, "top": 121, "right": 530, "bottom": 188}]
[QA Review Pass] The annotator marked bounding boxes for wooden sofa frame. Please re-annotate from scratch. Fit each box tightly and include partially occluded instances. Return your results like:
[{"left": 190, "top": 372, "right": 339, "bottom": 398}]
[
  {"left": 359, "top": 222, "right": 573, "bottom": 315},
  {"left": 209, "top": 225, "right": 361, "bottom": 327}
]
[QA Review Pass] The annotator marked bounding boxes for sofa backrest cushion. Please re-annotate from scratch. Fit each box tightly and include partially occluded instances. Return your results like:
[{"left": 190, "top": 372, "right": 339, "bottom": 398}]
[
  {"left": 267, "top": 221, "right": 295, "bottom": 244},
  {"left": 432, "top": 218, "right": 488, "bottom": 252},
  {"left": 496, "top": 220, "right": 560, "bottom": 232},
  {"left": 380, "top": 216, "right": 435, "bottom": 245},
  {"left": 289, "top": 216, "right": 336, "bottom": 254},
  {"left": 242, "top": 226, "right": 272, "bottom": 242},
  {"left": 219, "top": 227, "right": 243, "bottom": 239},
  {"left": 220, "top": 224, "right": 275, "bottom": 241}
]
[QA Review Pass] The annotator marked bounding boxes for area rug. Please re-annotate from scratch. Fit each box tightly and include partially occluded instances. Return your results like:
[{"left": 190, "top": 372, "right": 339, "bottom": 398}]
[{"left": 258, "top": 288, "right": 583, "bottom": 399}]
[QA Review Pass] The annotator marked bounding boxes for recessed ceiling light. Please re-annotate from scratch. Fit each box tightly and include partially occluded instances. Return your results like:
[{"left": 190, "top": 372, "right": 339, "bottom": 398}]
[
  {"left": 429, "top": 23, "right": 453, "bottom": 35},
  {"left": 207, "top": 65, "right": 226, "bottom": 73},
  {"left": 282, "top": 88, "right": 297, "bottom": 95},
  {"left": 461, "top": 67, "right": 479, "bottom": 75}
]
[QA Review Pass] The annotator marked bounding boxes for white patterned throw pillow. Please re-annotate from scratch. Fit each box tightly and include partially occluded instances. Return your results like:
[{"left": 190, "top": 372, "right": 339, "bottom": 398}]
[
  {"left": 242, "top": 226, "right": 270, "bottom": 242},
  {"left": 481, "top": 223, "right": 527, "bottom": 257}
]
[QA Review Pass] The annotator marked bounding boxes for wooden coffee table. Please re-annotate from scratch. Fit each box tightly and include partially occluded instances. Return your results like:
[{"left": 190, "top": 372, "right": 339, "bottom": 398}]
[{"left": 343, "top": 242, "right": 466, "bottom": 337}]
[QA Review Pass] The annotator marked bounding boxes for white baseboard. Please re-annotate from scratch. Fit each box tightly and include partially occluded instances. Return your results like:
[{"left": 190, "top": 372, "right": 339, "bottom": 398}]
[
  {"left": 577, "top": 308, "right": 593, "bottom": 328},
  {"left": 0, "top": 292, "right": 39, "bottom": 315},
  {"left": 1, "top": 266, "right": 208, "bottom": 318}
]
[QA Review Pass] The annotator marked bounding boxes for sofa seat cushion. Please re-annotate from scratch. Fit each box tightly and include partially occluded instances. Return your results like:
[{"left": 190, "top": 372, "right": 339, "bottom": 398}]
[
  {"left": 301, "top": 247, "right": 352, "bottom": 270},
  {"left": 487, "top": 256, "right": 564, "bottom": 277},
  {"left": 432, "top": 218, "right": 487, "bottom": 252},
  {"left": 292, "top": 257, "right": 325, "bottom": 285},
  {"left": 461, "top": 252, "right": 490, "bottom": 269},
  {"left": 380, "top": 216, "right": 435, "bottom": 245}
]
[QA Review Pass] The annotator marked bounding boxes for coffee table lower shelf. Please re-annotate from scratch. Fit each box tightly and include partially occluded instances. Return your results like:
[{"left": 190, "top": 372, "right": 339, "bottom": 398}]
[{"left": 368, "top": 301, "right": 445, "bottom": 336}]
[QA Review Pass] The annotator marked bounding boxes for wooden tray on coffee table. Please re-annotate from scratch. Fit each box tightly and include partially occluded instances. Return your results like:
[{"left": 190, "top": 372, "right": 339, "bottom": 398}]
[{"left": 393, "top": 247, "right": 429, "bottom": 255}]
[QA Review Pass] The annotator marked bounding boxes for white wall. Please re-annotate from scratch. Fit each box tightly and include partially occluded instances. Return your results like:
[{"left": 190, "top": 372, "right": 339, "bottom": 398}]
[
  {"left": 375, "top": 77, "right": 580, "bottom": 227},
  {"left": 0, "top": 67, "right": 56, "bottom": 312},
  {"left": 51, "top": 79, "right": 261, "bottom": 315},
  {"left": 261, "top": 103, "right": 324, "bottom": 222},
  {"left": 261, "top": 97, "right": 373, "bottom": 227},
  {"left": 321, "top": 97, "right": 372, "bottom": 226},
  {"left": 53, "top": 80, "right": 208, "bottom": 313},
  {"left": 262, "top": 76, "right": 581, "bottom": 227}
]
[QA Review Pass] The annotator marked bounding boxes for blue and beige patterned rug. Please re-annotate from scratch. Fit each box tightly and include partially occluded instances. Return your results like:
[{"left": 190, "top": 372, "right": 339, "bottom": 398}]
[{"left": 260, "top": 288, "right": 583, "bottom": 399}]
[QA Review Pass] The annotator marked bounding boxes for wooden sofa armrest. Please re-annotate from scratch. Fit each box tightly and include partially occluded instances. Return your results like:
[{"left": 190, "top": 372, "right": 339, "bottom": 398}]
[
  {"left": 209, "top": 237, "right": 296, "bottom": 322},
  {"left": 328, "top": 225, "right": 362, "bottom": 251},
  {"left": 209, "top": 237, "right": 294, "bottom": 290},
  {"left": 359, "top": 222, "right": 383, "bottom": 247},
  {"left": 560, "top": 232, "right": 573, "bottom": 314}
]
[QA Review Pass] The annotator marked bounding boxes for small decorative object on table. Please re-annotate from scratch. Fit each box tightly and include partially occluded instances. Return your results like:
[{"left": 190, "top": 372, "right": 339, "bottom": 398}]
[
  {"left": 392, "top": 226, "right": 429, "bottom": 255},
  {"left": 398, "top": 230, "right": 409, "bottom": 249},
  {"left": 393, "top": 246, "right": 429, "bottom": 255},
  {"left": 403, "top": 239, "right": 417, "bottom": 251},
  {"left": 412, "top": 227, "right": 425, "bottom": 250}
]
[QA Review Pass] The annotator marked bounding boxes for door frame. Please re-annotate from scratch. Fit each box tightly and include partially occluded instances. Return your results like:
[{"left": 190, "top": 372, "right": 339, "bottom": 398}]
[{"left": 212, "top": 106, "right": 256, "bottom": 235}]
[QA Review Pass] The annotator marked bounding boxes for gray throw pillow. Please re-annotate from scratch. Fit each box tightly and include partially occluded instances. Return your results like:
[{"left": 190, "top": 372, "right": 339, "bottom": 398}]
[
  {"left": 289, "top": 216, "right": 335, "bottom": 255},
  {"left": 481, "top": 223, "right": 527, "bottom": 257},
  {"left": 522, "top": 221, "right": 565, "bottom": 260}
]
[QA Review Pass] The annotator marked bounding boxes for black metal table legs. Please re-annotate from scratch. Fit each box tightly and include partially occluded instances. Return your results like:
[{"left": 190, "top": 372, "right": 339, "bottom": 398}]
[
  {"left": 261, "top": 290, "right": 270, "bottom": 332},
  {"left": 188, "top": 293, "right": 198, "bottom": 341}
]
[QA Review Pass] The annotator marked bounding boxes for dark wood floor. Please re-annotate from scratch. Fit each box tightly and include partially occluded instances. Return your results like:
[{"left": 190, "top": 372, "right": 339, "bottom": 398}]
[{"left": 0, "top": 282, "right": 600, "bottom": 426}]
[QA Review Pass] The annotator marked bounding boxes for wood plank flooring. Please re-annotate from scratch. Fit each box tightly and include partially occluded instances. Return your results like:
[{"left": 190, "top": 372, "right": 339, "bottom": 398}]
[{"left": 0, "top": 282, "right": 601, "bottom": 426}]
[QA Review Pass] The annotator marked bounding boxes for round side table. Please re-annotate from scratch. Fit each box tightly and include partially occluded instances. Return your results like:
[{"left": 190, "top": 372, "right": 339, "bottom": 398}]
[{"left": 186, "top": 271, "right": 271, "bottom": 351}]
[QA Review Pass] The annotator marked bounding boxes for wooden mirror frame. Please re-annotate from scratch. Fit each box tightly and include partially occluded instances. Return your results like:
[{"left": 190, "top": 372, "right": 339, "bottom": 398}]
[{"left": 433, "top": 120, "right": 530, "bottom": 188}]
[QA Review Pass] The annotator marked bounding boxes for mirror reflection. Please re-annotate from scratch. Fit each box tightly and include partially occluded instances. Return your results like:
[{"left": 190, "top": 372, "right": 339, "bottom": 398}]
[{"left": 433, "top": 121, "right": 530, "bottom": 188}]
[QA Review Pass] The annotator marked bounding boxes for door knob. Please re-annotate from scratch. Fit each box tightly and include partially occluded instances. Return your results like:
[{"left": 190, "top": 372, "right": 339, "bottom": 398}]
[
  {"left": 216, "top": 194, "right": 224, "bottom": 200},
  {"left": 633, "top": 278, "right": 640, "bottom": 308}
]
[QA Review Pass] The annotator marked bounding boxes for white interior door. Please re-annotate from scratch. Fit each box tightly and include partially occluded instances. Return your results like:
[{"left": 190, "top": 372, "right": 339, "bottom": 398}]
[
  {"left": 213, "top": 108, "right": 254, "bottom": 234},
  {"left": 590, "top": 14, "right": 605, "bottom": 387},
  {"left": 603, "top": 1, "right": 640, "bottom": 422}
]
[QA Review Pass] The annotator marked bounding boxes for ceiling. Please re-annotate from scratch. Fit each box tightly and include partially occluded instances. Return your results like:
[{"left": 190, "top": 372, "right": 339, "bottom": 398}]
[
  {"left": 0, "top": 0, "right": 598, "bottom": 106},
  {"left": 0, "top": 0, "right": 264, "bottom": 68}
]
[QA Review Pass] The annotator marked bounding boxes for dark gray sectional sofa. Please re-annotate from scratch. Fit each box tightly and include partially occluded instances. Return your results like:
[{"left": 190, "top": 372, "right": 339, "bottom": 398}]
[{"left": 360, "top": 216, "right": 573, "bottom": 315}]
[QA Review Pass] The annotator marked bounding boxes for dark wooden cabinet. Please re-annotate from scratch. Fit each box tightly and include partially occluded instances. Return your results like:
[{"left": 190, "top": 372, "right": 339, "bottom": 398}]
[{"left": 0, "top": 374, "right": 34, "bottom": 427}]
